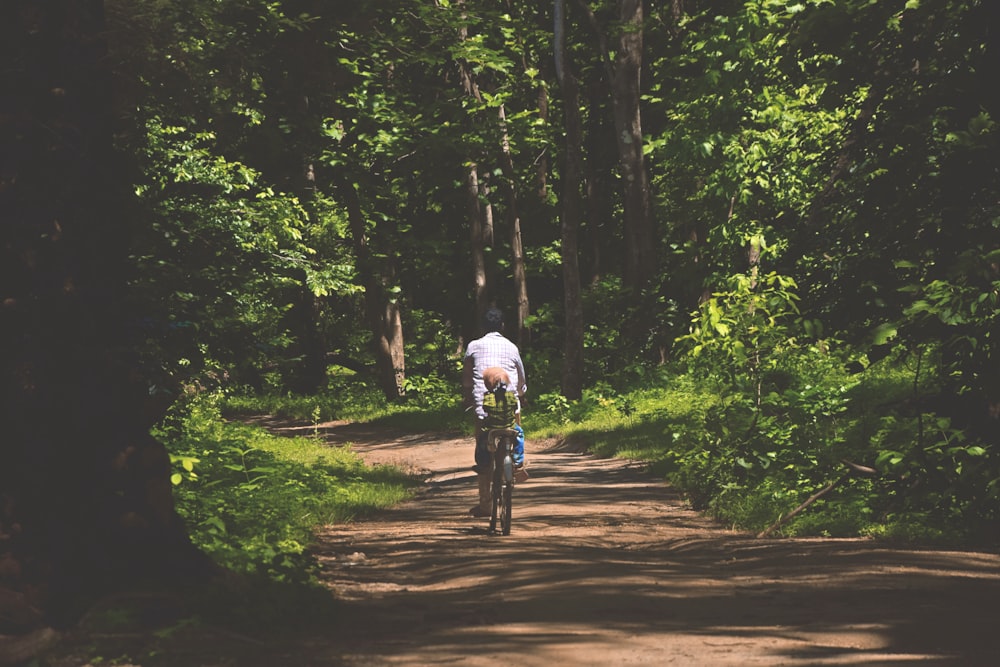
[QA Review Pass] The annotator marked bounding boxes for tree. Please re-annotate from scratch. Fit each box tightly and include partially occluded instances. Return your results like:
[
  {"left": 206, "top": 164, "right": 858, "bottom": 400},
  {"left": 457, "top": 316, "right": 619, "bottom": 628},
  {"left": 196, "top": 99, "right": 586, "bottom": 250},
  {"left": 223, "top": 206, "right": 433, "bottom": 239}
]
[
  {"left": 576, "top": 0, "right": 655, "bottom": 297},
  {"left": 1, "top": 0, "right": 213, "bottom": 649},
  {"left": 556, "top": 0, "right": 586, "bottom": 399}
]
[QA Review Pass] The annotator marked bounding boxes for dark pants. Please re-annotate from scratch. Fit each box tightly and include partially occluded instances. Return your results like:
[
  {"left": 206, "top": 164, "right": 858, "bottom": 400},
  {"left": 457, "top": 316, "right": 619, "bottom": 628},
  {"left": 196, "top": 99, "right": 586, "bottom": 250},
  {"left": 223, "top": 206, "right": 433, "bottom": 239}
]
[{"left": 474, "top": 421, "right": 490, "bottom": 469}]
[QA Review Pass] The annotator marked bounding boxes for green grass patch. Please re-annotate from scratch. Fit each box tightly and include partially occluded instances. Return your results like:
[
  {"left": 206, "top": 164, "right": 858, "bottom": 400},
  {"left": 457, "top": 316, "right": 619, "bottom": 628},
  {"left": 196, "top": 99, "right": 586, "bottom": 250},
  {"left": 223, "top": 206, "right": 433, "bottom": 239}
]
[
  {"left": 221, "top": 375, "right": 471, "bottom": 434},
  {"left": 157, "top": 392, "right": 419, "bottom": 584}
]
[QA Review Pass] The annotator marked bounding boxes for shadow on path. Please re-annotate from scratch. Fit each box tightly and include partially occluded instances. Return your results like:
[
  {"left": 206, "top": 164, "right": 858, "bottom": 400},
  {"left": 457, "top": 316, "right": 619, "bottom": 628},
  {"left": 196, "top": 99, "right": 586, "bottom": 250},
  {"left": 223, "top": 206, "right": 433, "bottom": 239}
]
[{"left": 273, "top": 421, "right": 1000, "bottom": 666}]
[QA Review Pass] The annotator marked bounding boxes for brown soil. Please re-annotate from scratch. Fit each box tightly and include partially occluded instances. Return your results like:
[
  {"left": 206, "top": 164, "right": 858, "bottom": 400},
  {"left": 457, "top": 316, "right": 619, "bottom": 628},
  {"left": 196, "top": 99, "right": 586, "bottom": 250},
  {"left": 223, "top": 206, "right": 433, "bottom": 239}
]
[
  {"left": 42, "top": 420, "right": 1000, "bottom": 666},
  {"left": 274, "top": 421, "right": 999, "bottom": 666}
]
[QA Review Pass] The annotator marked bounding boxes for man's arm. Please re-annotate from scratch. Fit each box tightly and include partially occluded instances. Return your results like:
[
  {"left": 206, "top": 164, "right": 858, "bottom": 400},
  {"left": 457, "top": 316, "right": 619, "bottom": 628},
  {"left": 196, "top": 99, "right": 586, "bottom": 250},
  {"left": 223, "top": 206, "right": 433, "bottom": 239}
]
[{"left": 514, "top": 355, "right": 527, "bottom": 399}]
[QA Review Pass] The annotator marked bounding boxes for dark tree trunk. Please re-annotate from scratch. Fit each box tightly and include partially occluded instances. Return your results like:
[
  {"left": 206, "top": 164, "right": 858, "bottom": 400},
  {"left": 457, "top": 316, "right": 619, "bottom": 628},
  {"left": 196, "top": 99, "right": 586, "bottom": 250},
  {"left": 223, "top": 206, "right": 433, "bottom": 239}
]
[
  {"left": 287, "top": 162, "right": 329, "bottom": 395},
  {"left": 467, "top": 163, "right": 490, "bottom": 326},
  {"left": 288, "top": 279, "right": 328, "bottom": 394},
  {"left": 583, "top": 82, "right": 617, "bottom": 285},
  {"left": 556, "top": 0, "right": 585, "bottom": 400},
  {"left": 457, "top": 8, "right": 493, "bottom": 329},
  {"left": 0, "top": 0, "right": 213, "bottom": 645},
  {"left": 612, "top": 0, "right": 654, "bottom": 296},
  {"left": 378, "top": 235, "right": 406, "bottom": 400},
  {"left": 574, "top": 0, "right": 655, "bottom": 321},
  {"left": 342, "top": 181, "right": 406, "bottom": 400},
  {"left": 498, "top": 104, "right": 531, "bottom": 346},
  {"left": 536, "top": 86, "right": 551, "bottom": 199}
]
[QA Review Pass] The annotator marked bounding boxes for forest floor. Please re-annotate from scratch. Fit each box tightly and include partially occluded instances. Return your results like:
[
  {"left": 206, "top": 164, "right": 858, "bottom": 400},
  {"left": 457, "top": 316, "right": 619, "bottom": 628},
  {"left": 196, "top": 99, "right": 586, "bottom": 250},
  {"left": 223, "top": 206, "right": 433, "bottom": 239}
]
[{"left": 46, "top": 420, "right": 1000, "bottom": 666}]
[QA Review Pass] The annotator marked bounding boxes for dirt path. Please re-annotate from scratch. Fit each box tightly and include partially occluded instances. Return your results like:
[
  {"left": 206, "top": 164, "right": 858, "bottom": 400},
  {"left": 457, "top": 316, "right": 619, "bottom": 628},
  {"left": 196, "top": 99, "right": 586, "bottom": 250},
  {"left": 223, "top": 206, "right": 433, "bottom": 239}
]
[{"left": 265, "top": 420, "right": 999, "bottom": 666}]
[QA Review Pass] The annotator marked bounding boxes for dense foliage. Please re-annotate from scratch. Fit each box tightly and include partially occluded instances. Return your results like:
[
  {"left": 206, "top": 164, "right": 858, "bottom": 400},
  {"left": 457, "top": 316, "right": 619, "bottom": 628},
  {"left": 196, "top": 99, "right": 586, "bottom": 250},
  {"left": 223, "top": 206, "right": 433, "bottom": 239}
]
[
  {"left": 101, "top": 0, "right": 998, "bottom": 545},
  {"left": 156, "top": 393, "right": 416, "bottom": 582}
]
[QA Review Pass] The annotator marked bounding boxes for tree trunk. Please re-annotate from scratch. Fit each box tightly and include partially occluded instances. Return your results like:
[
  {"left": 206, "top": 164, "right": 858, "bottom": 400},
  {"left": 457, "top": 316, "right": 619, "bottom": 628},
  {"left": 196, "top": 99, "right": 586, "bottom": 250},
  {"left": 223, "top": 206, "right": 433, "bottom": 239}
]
[
  {"left": 457, "top": 6, "right": 493, "bottom": 328},
  {"left": 288, "top": 162, "right": 328, "bottom": 394},
  {"left": 1, "top": 0, "right": 213, "bottom": 641},
  {"left": 536, "top": 86, "right": 551, "bottom": 199},
  {"left": 612, "top": 0, "right": 654, "bottom": 296},
  {"left": 556, "top": 0, "right": 585, "bottom": 400},
  {"left": 574, "top": 0, "right": 654, "bottom": 296},
  {"left": 379, "top": 233, "right": 406, "bottom": 399},
  {"left": 288, "top": 279, "right": 328, "bottom": 394},
  {"left": 467, "top": 163, "right": 490, "bottom": 325},
  {"left": 342, "top": 181, "right": 406, "bottom": 400},
  {"left": 584, "top": 84, "right": 616, "bottom": 285},
  {"left": 498, "top": 104, "right": 531, "bottom": 346}
]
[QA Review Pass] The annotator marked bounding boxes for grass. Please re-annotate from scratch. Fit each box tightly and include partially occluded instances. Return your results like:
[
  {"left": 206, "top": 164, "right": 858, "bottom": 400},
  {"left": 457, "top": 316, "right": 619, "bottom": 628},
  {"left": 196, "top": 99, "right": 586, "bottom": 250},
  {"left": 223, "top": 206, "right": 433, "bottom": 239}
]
[
  {"left": 52, "top": 359, "right": 996, "bottom": 667},
  {"left": 200, "top": 356, "right": 997, "bottom": 571},
  {"left": 159, "top": 392, "right": 420, "bottom": 585},
  {"left": 48, "top": 389, "right": 428, "bottom": 666}
]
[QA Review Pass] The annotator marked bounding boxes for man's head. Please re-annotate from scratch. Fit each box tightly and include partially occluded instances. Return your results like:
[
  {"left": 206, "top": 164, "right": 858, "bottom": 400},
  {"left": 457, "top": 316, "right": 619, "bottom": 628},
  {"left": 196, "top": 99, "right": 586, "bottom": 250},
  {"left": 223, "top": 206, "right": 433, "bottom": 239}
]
[{"left": 482, "top": 307, "right": 504, "bottom": 334}]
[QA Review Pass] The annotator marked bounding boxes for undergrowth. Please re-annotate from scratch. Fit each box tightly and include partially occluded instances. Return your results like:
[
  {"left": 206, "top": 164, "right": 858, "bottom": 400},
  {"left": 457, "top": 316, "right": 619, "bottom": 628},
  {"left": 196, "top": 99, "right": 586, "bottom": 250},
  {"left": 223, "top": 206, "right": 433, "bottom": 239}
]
[
  {"left": 525, "top": 357, "right": 997, "bottom": 546},
  {"left": 158, "top": 347, "right": 996, "bottom": 622},
  {"left": 156, "top": 392, "right": 418, "bottom": 585}
]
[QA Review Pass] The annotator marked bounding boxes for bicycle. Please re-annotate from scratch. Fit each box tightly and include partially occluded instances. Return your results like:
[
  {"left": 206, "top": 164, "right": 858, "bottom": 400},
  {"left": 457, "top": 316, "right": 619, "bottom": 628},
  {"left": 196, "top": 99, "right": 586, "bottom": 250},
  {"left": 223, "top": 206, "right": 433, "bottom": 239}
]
[{"left": 486, "top": 428, "right": 519, "bottom": 535}]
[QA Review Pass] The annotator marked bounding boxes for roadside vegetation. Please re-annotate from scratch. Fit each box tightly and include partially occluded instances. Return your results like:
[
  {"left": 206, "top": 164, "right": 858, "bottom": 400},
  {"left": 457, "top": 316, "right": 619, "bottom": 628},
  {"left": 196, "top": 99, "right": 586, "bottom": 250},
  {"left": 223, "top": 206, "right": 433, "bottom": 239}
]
[{"left": 160, "top": 336, "right": 993, "bottom": 607}]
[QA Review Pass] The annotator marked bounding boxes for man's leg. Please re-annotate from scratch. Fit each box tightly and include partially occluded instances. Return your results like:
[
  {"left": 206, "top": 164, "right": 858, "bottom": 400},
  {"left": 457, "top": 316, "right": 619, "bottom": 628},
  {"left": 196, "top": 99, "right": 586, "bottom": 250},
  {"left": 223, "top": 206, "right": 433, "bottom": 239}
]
[
  {"left": 474, "top": 472, "right": 491, "bottom": 517},
  {"left": 470, "top": 427, "right": 492, "bottom": 517}
]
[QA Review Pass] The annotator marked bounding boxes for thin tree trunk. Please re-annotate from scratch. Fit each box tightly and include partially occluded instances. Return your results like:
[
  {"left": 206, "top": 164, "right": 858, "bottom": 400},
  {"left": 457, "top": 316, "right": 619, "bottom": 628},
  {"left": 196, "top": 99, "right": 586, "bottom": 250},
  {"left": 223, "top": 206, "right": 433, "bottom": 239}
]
[
  {"left": 480, "top": 171, "right": 499, "bottom": 301},
  {"left": 584, "top": 85, "right": 615, "bottom": 285},
  {"left": 289, "top": 279, "right": 328, "bottom": 393},
  {"left": 456, "top": 3, "right": 493, "bottom": 326},
  {"left": 536, "top": 86, "right": 550, "bottom": 199},
  {"left": 556, "top": 0, "right": 585, "bottom": 400},
  {"left": 380, "top": 249, "right": 406, "bottom": 399},
  {"left": 612, "top": 0, "right": 654, "bottom": 294},
  {"left": 574, "top": 0, "right": 654, "bottom": 295},
  {"left": 342, "top": 181, "right": 406, "bottom": 400},
  {"left": 467, "top": 163, "right": 489, "bottom": 324},
  {"left": 498, "top": 103, "right": 531, "bottom": 345},
  {"left": 288, "top": 161, "right": 328, "bottom": 394}
]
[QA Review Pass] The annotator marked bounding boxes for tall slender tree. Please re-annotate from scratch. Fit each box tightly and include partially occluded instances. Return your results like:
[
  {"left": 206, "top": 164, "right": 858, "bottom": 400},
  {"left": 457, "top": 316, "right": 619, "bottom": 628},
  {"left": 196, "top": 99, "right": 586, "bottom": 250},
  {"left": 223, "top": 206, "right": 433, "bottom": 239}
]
[
  {"left": 557, "top": 0, "right": 586, "bottom": 399},
  {"left": 575, "top": 0, "right": 654, "bottom": 296}
]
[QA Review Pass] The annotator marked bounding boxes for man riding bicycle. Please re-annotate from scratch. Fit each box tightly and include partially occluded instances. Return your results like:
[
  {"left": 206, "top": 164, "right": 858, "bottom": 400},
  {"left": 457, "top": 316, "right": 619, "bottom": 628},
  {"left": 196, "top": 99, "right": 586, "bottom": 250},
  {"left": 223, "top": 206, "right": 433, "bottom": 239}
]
[{"left": 462, "top": 307, "right": 527, "bottom": 517}]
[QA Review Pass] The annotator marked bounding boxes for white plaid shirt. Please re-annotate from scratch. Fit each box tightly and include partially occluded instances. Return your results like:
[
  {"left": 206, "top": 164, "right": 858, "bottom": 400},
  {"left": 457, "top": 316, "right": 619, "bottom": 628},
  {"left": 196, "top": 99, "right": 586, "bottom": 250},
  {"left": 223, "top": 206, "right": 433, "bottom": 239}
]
[{"left": 463, "top": 332, "right": 527, "bottom": 420}]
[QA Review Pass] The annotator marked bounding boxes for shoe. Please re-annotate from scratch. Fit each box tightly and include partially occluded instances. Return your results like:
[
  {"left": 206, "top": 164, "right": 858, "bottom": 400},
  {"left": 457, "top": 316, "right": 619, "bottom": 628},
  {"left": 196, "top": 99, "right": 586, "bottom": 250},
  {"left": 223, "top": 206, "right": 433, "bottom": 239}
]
[
  {"left": 514, "top": 468, "right": 530, "bottom": 484},
  {"left": 469, "top": 505, "right": 490, "bottom": 517}
]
